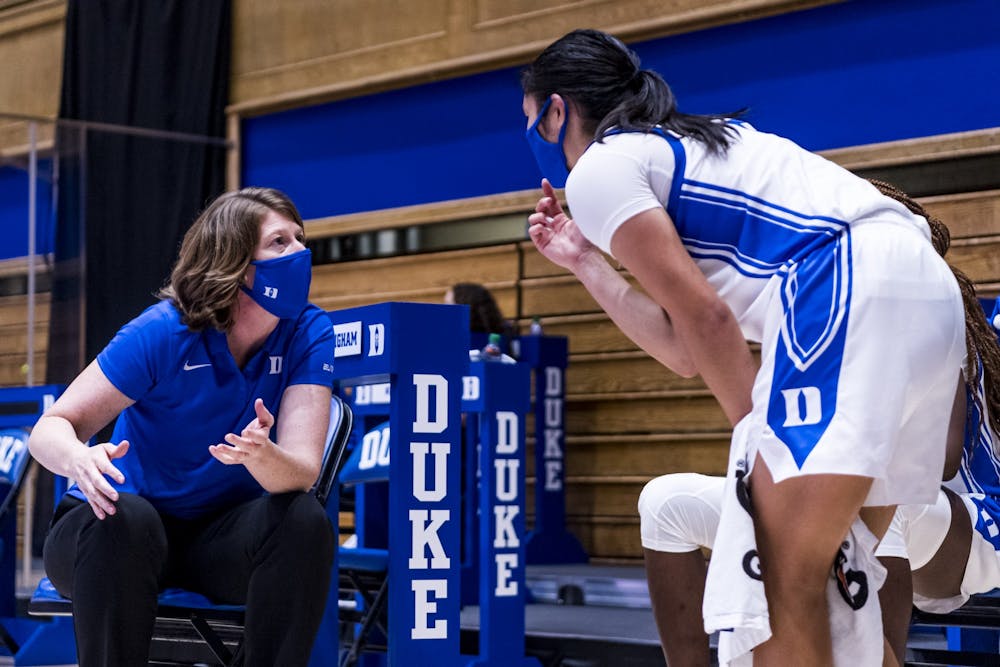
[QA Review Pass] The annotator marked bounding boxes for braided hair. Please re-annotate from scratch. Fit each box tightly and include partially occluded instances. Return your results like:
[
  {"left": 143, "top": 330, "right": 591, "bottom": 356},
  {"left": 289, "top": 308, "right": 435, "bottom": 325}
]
[{"left": 869, "top": 179, "right": 1000, "bottom": 446}]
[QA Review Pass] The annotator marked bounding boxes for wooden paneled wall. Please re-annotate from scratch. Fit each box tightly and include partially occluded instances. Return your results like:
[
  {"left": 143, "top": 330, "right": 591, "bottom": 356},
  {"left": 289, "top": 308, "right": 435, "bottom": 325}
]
[
  {"left": 0, "top": 292, "right": 48, "bottom": 386},
  {"left": 223, "top": 0, "right": 838, "bottom": 187},
  {"left": 228, "top": 0, "right": 837, "bottom": 116},
  {"left": 0, "top": 0, "right": 64, "bottom": 156},
  {"left": 0, "top": 0, "right": 838, "bottom": 125}
]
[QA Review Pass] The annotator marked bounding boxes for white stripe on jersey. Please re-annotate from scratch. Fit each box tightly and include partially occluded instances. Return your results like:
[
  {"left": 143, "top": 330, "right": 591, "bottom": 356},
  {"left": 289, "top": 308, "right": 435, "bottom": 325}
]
[{"left": 778, "top": 233, "right": 852, "bottom": 371}]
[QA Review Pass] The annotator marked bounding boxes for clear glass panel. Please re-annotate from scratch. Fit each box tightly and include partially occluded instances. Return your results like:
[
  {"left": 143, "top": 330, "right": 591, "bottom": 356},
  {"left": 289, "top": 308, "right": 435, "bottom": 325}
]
[{"left": 0, "top": 112, "right": 231, "bottom": 594}]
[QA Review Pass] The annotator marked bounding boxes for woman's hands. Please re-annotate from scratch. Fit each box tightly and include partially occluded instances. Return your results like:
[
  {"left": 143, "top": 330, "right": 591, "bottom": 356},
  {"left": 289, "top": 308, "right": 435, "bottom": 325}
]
[
  {"left": 68, "top": 440, "right": 129, "bottom": 520},
  {"left": 527, "top": 179, "right": 598, "bottom": 274},
  {"left": 210, "top": 398, "right": 275, "bottom": 466}
]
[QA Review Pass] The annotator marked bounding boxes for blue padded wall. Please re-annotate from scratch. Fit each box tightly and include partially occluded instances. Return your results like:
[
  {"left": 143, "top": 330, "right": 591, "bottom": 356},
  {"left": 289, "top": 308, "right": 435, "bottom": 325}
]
[{"left": 0, "top": 162, "right": 55, "bottom": 261}]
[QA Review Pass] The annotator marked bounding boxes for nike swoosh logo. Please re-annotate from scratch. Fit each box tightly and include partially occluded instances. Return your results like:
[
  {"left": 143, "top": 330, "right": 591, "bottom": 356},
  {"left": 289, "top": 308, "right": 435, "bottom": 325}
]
[{"left": 183, "top": 361, "right": 212, "bottom": 371}]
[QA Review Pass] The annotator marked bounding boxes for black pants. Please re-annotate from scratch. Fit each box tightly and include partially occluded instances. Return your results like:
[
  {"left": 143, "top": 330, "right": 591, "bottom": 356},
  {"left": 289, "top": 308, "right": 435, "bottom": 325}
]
[{"left": 43, "top": 491, "right": 335, "bottom": 667}]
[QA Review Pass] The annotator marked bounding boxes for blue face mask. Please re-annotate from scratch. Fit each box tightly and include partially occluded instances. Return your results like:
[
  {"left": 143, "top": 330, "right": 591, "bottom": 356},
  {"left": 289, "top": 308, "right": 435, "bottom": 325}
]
[
  {"left": 525, "top": 97, "right": 570, "bottom": 188},
  {"left": 242, "top": 248, "right": 312, "bottom": 319}
]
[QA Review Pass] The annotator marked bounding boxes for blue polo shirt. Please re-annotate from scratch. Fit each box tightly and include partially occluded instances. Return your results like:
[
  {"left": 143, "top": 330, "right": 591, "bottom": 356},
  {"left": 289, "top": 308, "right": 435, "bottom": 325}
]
[{"left": 67, "top": 300, "right": 335, "bottom": 519}]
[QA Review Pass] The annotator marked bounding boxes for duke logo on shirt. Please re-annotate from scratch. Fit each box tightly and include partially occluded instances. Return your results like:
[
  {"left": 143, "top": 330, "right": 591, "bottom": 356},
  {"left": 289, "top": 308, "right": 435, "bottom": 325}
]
[{"left": 269, "top": 356, "right": 283, "bottom": 375}]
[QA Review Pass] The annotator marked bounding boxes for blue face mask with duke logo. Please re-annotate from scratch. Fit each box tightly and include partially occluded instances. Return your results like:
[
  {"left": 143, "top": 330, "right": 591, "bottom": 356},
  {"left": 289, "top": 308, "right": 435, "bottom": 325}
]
[
  {"left": 525, "top": 97, "right": 570, "bottom": 188},
  {"left": 242, "top": 248, "right": 312, "bottom": 319}
]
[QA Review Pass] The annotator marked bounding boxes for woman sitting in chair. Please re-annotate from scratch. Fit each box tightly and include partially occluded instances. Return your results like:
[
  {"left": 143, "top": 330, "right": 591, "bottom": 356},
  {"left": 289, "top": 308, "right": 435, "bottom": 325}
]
[{"left": 28, "top": 187, "right": 336, "bottom": 667}]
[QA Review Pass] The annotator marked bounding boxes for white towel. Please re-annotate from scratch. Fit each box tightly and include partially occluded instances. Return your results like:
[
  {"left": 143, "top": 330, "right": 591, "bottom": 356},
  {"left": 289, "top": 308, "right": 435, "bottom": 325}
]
[
  {"left": 703, "top": 416, "right": 770, "bottom": 665},
  {"left": 828, "top": 520, "right": 887, "bottom": 666},
  {"left": 703, "top": 417, "right": 888, "bottom": 666}
]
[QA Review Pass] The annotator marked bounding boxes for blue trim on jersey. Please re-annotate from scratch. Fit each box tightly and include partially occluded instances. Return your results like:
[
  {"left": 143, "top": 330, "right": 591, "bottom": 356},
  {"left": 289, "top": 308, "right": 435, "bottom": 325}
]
[
  {"left": 672, "top": 193, "right": 840, "bottom": 280},
  {"left": 681, "top": 238, "right": 785, "bottom": 271},
  {"left": 679, "top": 189, "right": 844, "bottom": 236},
  {"left": 684, "top": 180, "right": 850, "bottom": 229},
  {"left": 968, "top": 495, "right": 1000, "bottom": 549},
  {"left": 627, "top": 129, "right": 851, "bottom": 281},
  {"left": 778, "top": 231, "right": 852, "bottom": 367},
  {"left": 957, "top": 367, "right": 1000, "bottom": 548},
  {"left": 604, "top": 127, "right": 688, "bottom": 217},
  {"left": 765, "top": 229, "right": 853, "bottom": 468},
  {"left": 956, "top": 358, "right": 1000, "bottom": 548},
  {"left": 651, "top": 129, "right": 687, "bottom": 218}
]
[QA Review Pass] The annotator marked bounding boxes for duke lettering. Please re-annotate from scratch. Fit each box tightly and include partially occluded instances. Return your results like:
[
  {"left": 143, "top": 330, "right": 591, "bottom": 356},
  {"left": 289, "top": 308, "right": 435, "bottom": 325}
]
[
  {"left": 407, "top": 374, "right": 454, "bottom": 641},
  {"left": 359, "top": 425, "right": 390, "bottom": 470},
  {"left": 408, "top": 509, "right": 450, "bottom": 569},
  {"left": 462, "top": 375, "right": 480, "bottom": 401},
  {"left": 411, "top": 442, "right": 450, "bottom": 502},
  {"left": 411, "top": 580, "right": 448, "bottom": 639},
  {"left": 495, "top": 411, "right": 517, "bottom": 454},
  {"left": 494, "top": 459, "right": 519, "bottom": 502},
  {"left": 0, "top": 435, "right": 23, "bottom": 474},
  {"left": 492, "top": 410, "right": 521, "bottom": 598},
  {"left": 543, "top": 367, "right": 565, "bottom": 491},
  {"left": 268, "top": 355, "right": 282, "bottom": 375},
  {"left": 494, "top": 554, "right": 518, "bottom": 597},
  {"left": 781, "top": 386, "right": 823, "bottom": 427},
  {"left": 493, "top": 505, "right": 519, "bottom": 548},
  {"left": 413, "top": 374, "right": 448, "bottom": 434}
]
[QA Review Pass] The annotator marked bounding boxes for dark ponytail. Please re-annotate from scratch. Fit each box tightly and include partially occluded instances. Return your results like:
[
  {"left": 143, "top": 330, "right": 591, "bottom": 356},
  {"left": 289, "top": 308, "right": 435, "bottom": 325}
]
[{"left": 521, "top": 29, "right": 743, "bottom": 154}]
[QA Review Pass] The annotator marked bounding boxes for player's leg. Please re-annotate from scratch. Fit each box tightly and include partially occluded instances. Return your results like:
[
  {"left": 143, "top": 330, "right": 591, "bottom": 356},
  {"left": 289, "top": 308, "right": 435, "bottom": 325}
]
[
  {"left": 905, "top": 489, "right": 972, "bottom": 600},
  {"left": 749, "top": 459, "right": 874, "bottom": 666},
  {"left": 638, "top": 473, "right": 725, "bottom": 666},
  {"left": 875, "top": 509, "right": 914, "bottom": 665}
]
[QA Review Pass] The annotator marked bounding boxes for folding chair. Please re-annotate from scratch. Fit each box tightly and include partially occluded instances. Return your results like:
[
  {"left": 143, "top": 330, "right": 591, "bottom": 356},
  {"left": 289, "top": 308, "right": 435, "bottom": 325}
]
[
  {"left": 28, "top": 394, "right": 354, "bottom": 667},
  {"left": 336, "top": 419, "right": 391, "bottom": 667}
]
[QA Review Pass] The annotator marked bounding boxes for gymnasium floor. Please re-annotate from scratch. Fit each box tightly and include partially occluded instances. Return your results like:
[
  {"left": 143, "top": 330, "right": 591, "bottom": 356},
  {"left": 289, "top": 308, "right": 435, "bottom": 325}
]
[{"left": 459, "top": 564, "right": 955, "bottom": 667}]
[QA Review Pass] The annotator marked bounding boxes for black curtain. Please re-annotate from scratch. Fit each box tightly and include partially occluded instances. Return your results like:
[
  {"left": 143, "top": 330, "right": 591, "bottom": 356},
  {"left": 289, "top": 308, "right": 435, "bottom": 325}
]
[
  {"left": 39, "top": 1, "right": 231, "bottom": 552},
  {"left": 48, "top": 0, "right": 231, "bottom": 380}
]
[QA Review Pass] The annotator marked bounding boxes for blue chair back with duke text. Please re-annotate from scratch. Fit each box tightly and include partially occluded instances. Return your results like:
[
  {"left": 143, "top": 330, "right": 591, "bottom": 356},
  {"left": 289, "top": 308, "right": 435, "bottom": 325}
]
[{"left": 0, "top": 429, "right": 32, "bottom": 527}]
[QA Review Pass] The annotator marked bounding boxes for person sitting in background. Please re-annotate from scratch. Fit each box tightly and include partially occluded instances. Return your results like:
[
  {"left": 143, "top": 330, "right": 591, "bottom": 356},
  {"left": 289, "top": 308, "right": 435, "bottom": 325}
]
[
  {"left": 28, "top": 187, "right": 336, "bottom": 667},
  {"left": 445, "top": 281, "right": 519, "bottom": 351}
]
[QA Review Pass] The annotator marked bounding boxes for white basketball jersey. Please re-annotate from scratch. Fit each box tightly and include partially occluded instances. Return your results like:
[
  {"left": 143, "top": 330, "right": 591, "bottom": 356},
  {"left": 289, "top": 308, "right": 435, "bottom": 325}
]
[{"left": 566, "top": 123, "right": 931, "bottom": 342}]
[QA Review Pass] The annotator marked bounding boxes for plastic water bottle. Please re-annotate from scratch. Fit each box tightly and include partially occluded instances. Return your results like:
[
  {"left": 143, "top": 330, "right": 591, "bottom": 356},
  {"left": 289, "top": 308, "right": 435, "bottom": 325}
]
[
  {"left": 469, "top": 333, "right": 516, "bottom": 363},
  {"left": 529, "top": 317, "right": 543, "bottom": 336},
  {"left": 482, "top": 333, "right": 503, "bottom": 360}
]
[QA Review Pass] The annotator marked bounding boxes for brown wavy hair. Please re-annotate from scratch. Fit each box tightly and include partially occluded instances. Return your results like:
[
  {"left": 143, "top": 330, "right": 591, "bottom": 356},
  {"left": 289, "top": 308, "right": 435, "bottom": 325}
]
[
  {"left": 450, "top": 283, "right": 506, "bottom": 334},
  {"left": 869, "top": 179, "right": 1000, "bottom": 444},
  {"left": 159, "top": 187, "right": 305, "bottom": 332}
]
